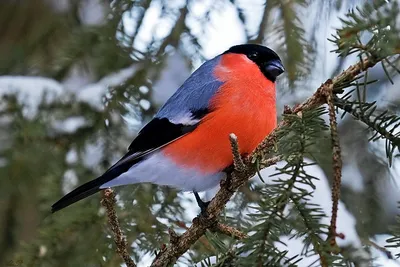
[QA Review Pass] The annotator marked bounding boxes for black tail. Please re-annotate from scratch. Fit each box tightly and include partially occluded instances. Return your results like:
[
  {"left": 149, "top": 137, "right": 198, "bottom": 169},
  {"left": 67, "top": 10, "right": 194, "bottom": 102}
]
[
  {"left": 51, "top": 150, "right": 147, "bottom": 213},
  {"left": 51, "top": 175, "right": 109, "bottom": 213}
]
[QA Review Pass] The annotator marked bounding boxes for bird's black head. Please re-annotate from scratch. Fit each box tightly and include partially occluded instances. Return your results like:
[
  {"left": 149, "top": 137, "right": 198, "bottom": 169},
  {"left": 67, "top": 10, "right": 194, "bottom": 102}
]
[{"left": 225, "top": 44, "right": 284, "bottom": 82}]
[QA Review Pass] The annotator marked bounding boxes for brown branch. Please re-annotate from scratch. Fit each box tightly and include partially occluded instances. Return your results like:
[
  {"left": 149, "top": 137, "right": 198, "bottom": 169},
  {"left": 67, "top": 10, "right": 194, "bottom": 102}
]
[
  {"left": 173, "top": 221, "right": 215, "bottom": 252},
  {"left": 325, "top": 86, "right": 343, "bottom": 250},
  {"left": 101, "top": 189, "right": 136, "bottom": 267},
  {"left": 150, "top": 56, "right": 384, "bottom": 267}
]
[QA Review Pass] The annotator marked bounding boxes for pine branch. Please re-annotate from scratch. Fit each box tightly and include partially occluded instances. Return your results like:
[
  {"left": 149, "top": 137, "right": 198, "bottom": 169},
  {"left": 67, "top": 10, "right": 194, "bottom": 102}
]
[
  {"left": 150, "top": 52, "right": 392, "bottom": 267},
  {"left": 291, "top": 198, "right": 329, "bottom": 267},
  {"left": 334, "top": 96, "right": 400, "bottom": 165},
  {"left": 255, "top": 164, "right": 300, "bottom": 267},
  {"left": 101, "top": 189, "right": 136, "bottom": 267}
]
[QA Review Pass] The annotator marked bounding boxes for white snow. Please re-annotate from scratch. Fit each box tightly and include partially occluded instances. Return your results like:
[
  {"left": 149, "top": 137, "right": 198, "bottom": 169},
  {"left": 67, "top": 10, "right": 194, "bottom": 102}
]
[
  {"left": 82, "top": 141, "right": 104, "bottom": 173},
  {"left": 139, "top": 99, "right": 150, "bottom": 110},
  {"left": 66, "top": 148, "right": 78, "bottom": 164},
  {"left": 0, "top": 158, "right": 7, "bottom": 168},
  {"left": 77, "top": 64, "right": 139, "bottom": 109},
  {"left": 62, "top": 64, "right": 95, "bottom": 92},
  {"left": 274, "top": 235, "right": 318, "bottom": 266},
  {"left": 62, "top": 169, "right": 79, "bottom": 194},
  {"left": 188, "top": 0, "right": 247, "bottom": 59},
  {"left": 78, "top": 0, "right": 107, "bottom": 26},
  {"left": 342, "top": 163, "right": 365, "bottom": 192},
  {"left": 151, "top": 51, "right": 190, "bottom": 106},
  {"left": 0, "top": 76, "right": 63, "bottom": 118},
  {"left": 52, "top": 116, "right": 87, "bottom": 134},
  {"left": 139, "top": 85, "right": 149, "bottom": 94},
  {"left": 371, "top": 235, "right": 400, "bottom": 267}
]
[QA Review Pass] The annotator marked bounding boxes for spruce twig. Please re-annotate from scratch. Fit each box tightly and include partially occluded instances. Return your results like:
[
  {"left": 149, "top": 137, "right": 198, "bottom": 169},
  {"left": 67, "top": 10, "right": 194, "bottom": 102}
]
[
  {"left": 334, "top": 96, "right": 400, "bottom": 166},
  {"left": 174, "top": 220, "right": 247, "bottom": 240},
  {"left": 101, "top": 189, "right": 136, "bottom": 267},
  {"left": 211, "top": 223, "right": 248, "bottom": 240},
  {"left": 291, "top": 197, "right": 328, "bottom": 267},
  {"left": 229, "top": 133, "right": 246, "bottom": 172},
  {"left": 256, "top": 164, "right": 301, "bottom": 267},
  {"left": 325, "top": 87, "right": 343, "bottom": 250}
]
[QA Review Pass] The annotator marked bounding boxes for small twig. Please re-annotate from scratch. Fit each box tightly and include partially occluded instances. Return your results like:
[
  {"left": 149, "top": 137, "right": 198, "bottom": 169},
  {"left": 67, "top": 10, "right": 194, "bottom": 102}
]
[
  {"left": 229, "top": 133, "right": 246, "bottom": 172},
  {"left": 211, "top": 222, "right": 248, "bottom": 240},
  {"left": 324, "top": 87, "right": 343, "bottom": 250},
  {"left": 258, "top": 155, "right": 281, "bottom": 169},
  {"left": 175, "top": 219, "right": 246, "bottom": 240},
  {"left": 101, "top": 189, "right": 136, "bottom": 267}
]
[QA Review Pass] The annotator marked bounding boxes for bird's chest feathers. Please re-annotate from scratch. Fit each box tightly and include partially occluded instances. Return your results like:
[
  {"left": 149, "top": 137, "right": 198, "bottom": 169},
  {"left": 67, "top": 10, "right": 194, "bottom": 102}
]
[{"left": 209, "top": 77, "right": 276, "bottom": 154}]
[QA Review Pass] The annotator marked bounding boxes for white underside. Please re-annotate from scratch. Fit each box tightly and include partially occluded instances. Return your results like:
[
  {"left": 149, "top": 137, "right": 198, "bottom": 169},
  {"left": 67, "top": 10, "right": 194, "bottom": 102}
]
[{"left": 100, "top": 151, "right": 225, "bottom": 192}]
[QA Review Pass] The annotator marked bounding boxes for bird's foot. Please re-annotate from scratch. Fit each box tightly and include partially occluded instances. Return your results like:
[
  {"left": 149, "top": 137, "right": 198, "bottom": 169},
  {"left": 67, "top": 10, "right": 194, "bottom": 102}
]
[{"left": 193, "top": 192, "right": 210, "bottom": 216}]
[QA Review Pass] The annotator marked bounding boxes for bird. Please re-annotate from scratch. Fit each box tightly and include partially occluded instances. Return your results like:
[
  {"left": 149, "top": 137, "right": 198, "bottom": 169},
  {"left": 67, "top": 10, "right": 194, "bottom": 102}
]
[{"left": 51, "top": 44, "right": 284, "bottom": 213}]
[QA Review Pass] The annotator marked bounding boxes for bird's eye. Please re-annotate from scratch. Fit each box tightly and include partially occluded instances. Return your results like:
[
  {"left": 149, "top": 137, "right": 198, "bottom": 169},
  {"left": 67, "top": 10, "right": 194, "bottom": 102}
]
[{"left": 248, "top": 52, "right": 258, "bottom": 60}]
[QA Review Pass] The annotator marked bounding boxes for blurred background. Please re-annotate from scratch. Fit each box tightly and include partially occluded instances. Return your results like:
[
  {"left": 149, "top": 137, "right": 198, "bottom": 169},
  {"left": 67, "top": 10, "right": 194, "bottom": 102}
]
[{"left": 1, "top": 0, "right": 399, "bottom": 266}]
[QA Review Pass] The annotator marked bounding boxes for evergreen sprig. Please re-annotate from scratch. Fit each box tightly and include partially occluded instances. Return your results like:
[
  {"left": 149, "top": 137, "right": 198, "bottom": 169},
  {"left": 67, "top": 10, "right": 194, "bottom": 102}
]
[
  {"left": 330, "top": 0, "right": 399, "bottom": 59},
  {"left": 334, "top": 90, "right": 400, "bottom": 166}
]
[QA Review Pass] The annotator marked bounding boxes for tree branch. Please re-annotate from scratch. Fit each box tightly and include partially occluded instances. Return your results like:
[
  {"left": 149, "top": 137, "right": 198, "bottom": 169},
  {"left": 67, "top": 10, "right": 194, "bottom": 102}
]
[
  {"left": 150, "top": 56, "right": 384, "bottom": 267},
  {"left": 101, "top": 189, "right": 136, "bottom": 267}
]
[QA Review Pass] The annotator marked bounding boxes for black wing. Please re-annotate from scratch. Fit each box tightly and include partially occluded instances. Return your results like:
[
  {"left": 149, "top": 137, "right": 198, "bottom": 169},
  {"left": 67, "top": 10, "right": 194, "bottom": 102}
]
[
  {"left": 51, "top": 117, "right": 199, "bottom": 213},
  {"left": 128, "top": 117, "right": 197, "bottom": 152}
]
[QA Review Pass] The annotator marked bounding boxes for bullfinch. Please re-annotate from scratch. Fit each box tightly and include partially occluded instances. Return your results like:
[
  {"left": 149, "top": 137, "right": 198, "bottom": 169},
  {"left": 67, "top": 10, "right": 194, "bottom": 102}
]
[{"left": 51, "top": 44, "right": 284, "bottom": 213}]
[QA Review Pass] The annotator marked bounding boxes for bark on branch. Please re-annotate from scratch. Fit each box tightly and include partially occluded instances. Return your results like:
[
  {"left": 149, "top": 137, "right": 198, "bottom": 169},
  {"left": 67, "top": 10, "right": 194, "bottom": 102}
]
[{"left": 101, "top": 189, "right": 136, "bottom": 267}]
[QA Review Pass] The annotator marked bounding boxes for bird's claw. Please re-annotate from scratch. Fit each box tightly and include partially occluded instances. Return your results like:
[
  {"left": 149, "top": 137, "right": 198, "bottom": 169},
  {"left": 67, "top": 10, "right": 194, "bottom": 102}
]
[{"left": 193, "top": 192, "right": 210, "bottom": 216}]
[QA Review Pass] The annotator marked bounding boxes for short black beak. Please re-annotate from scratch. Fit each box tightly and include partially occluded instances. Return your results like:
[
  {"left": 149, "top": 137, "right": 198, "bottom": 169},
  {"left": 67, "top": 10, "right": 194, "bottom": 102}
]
[{"left": 265, "top": 59, "right": 285, "bottom": 79}]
